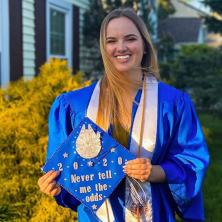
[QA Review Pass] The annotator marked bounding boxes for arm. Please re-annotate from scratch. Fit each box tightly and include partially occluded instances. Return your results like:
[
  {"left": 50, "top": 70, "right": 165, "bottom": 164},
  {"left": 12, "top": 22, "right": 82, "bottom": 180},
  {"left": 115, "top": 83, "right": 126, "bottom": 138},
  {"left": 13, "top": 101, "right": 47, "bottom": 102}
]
[
  {"left": 38, "top": 95, "right": 80, "bottom": 211},
  {"left": 158, "top": 93, "right": 209, "bottom": 220},
  {"left": 148, "top": 165, "right": 166, "bottom": 183}
]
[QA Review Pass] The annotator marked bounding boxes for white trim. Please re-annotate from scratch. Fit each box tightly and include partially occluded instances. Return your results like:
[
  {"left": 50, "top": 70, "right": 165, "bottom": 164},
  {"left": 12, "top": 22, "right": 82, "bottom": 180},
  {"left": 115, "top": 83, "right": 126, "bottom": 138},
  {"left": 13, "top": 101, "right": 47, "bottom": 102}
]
[
  {"left": 197, "top": 24, "right": 203, "bottom": 43},
  {"left": 125, "top": 76, "right": 157, "bottom": 222},
  {"left": 63, "top": 0, "right": 89, "bottom": 10},
  {"left": 0, "top": 0, "right": 10, "bottom": 87},
  {"left": 46, "top": 0, "right": 73, "bottom": 68},
  {"left": 86, "top": 79, "right": 101, "bottom": 122}
]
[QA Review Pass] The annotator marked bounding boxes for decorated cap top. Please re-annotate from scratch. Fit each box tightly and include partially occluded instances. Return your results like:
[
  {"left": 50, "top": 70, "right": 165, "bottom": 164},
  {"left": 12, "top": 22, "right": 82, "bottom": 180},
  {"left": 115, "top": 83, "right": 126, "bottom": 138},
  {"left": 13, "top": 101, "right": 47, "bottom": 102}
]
[{"left": 42, "top": 117, "right": 136, "bottom": 213}]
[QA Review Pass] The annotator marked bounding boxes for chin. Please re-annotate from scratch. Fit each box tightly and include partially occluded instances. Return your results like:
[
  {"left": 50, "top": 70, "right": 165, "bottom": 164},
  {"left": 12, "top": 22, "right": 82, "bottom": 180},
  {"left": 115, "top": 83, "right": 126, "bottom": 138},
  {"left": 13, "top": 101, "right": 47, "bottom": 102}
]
[{"left": 115, "top": 65, "right": 132, "bottom": 73}]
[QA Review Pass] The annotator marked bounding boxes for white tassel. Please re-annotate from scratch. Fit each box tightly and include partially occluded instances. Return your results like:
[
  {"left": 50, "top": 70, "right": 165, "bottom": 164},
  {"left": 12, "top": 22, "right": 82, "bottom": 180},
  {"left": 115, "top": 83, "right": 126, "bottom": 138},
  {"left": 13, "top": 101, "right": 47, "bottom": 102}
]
[{"left": 126, "top": 176, "right": 147, "bottom": 205}]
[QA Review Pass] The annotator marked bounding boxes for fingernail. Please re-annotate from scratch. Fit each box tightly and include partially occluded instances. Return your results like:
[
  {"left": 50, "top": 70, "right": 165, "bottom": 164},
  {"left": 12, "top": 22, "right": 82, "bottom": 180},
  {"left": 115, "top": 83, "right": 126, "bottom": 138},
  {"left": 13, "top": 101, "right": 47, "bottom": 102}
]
[
  {"left": 123, "top": 165, "right": 126, "bottom": 168},
  {"left": 57, "top": 171, "right": 60, "bottom": 175},
  {"left": 125, "top": 161, "right": 128, "bottom": 164}
]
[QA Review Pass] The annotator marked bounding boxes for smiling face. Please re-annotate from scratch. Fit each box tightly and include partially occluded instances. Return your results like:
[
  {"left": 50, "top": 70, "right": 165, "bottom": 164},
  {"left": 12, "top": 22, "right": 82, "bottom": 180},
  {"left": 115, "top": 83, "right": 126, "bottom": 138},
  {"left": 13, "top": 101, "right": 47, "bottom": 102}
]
[{"left": 106, "top": 17, "right": 144, "bottom": 77}]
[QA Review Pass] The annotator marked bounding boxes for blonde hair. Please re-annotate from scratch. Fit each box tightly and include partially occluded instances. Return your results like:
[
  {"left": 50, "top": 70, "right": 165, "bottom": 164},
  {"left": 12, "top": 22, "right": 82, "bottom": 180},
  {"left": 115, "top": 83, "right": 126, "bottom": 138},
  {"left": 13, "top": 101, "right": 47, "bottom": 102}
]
[{"left": 97, "top": 8, "right": 160, "bottom": 132}]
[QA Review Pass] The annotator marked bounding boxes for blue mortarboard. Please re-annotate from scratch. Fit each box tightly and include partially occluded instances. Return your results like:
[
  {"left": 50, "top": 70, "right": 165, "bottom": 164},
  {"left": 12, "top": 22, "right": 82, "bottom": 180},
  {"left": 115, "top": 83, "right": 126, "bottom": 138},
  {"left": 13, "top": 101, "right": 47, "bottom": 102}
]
[{"left": 42, "top": 117, "right": 136, "bottom": 213}]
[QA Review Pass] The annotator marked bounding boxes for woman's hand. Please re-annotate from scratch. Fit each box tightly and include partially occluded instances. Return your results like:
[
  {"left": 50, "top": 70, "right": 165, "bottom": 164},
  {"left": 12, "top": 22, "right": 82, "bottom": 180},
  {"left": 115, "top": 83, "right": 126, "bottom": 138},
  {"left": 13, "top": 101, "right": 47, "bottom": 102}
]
[
  {"left": 123, "top": 158, "right": 152, "bottom": 182},
  {"left": 37, "top": 170, "right": 61, "bottom": 196}
]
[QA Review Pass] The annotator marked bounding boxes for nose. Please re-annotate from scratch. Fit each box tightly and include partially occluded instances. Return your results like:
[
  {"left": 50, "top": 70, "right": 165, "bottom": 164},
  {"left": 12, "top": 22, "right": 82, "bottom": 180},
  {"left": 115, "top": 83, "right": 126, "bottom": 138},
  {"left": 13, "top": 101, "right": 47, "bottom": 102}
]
[{"left": 117, "top": 40, "right": 127, "bottom": 52}]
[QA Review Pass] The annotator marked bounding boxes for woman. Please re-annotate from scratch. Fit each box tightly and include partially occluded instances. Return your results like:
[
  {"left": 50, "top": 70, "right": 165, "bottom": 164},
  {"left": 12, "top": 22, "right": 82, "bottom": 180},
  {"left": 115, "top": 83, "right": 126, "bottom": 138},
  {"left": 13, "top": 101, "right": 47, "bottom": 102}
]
[{"left": 38, "top": 8, "right": 209, "bottom": 222}]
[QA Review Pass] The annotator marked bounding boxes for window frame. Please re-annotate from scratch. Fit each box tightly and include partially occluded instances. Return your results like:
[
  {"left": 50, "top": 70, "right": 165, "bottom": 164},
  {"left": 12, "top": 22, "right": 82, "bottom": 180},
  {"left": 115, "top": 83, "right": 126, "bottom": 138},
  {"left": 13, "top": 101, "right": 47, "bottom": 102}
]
[
  {"left": 0, "top": 0, "right": 10, "bottom": 87},
  {"left": 46, "top": 0, "right": 73, "bottom": 68}
]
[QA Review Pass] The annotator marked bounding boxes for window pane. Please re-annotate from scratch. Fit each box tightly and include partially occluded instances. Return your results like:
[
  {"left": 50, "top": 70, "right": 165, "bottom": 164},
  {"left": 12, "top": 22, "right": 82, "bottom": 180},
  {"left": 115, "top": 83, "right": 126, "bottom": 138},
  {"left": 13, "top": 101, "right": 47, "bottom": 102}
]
[{"left": 50, "top": 9, "right": 65, "bottom": 55}]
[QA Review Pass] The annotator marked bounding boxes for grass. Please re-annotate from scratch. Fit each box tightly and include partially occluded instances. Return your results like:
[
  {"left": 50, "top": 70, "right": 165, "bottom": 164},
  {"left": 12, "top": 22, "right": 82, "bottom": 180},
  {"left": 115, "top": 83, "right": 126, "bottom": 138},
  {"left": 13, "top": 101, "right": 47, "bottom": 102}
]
[{"left": 198, "top": 113, "right": 222, "bottom": 222}]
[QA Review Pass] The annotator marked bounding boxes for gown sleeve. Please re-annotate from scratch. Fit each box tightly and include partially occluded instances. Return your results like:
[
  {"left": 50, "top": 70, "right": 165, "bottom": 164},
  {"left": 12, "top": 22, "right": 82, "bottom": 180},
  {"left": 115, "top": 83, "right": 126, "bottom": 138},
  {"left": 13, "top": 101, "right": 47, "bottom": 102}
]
[
  {"left": 159, "top": 92, "right": 210, "bottom": 221},
  {"left": 46, "top": 94, "right": 81, "bottom": 211}
]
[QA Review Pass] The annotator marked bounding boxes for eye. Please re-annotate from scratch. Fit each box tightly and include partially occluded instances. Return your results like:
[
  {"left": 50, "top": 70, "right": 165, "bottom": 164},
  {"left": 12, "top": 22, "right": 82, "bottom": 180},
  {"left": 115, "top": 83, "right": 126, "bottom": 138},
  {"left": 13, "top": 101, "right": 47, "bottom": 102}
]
[
  {"left": 106, "top": 40, "right": 116, "bottom": 44},
  {"left": 126, "top": 38, "right": 136, "bottom": 42}
]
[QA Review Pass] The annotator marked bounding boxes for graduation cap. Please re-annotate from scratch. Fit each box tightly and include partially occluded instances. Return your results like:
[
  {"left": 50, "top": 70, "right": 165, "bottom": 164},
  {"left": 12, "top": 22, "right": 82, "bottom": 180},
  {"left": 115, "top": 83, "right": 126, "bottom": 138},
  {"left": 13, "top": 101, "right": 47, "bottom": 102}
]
[{"left": 42, "top": 117, "right": 136, "bottom": 213}]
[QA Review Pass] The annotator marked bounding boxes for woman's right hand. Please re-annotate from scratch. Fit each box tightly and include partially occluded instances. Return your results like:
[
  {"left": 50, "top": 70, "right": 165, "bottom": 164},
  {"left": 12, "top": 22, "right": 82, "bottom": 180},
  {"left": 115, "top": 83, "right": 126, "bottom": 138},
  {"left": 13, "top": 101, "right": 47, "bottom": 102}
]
[{"left": 37, "top": 170, "right": 61, "bottom": 196}]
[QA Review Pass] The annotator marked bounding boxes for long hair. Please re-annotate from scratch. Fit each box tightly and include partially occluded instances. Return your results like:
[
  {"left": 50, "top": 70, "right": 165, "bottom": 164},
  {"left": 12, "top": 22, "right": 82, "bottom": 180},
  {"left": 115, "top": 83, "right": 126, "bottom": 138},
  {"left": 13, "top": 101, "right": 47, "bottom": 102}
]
[{"left": 97, "top": 8, "right": 160, "bottom": 132}]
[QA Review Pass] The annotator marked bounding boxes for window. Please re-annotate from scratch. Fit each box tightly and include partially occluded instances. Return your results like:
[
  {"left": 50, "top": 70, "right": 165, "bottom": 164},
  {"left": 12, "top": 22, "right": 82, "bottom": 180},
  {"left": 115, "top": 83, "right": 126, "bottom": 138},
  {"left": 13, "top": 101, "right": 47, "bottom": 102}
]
[
  {"left": 50, "top": 9, "right": 66, "bottom": 55},
  {"left": 47, "top": 0, "right": 73, "bottom": 67}
]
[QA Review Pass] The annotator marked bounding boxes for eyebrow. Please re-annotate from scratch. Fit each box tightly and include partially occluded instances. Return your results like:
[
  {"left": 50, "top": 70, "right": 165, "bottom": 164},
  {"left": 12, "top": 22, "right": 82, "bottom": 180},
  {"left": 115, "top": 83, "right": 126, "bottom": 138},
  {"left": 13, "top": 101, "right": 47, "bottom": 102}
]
[{"left": 106, "top": 34, "right": 138, "bottom": 40}]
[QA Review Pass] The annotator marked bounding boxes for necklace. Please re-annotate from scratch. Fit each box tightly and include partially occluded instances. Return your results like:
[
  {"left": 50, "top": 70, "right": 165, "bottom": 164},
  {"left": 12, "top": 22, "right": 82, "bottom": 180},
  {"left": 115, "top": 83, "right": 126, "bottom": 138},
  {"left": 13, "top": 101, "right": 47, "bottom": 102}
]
[{"left": 105, "top": 74, "right": 147, "bottom": 222}]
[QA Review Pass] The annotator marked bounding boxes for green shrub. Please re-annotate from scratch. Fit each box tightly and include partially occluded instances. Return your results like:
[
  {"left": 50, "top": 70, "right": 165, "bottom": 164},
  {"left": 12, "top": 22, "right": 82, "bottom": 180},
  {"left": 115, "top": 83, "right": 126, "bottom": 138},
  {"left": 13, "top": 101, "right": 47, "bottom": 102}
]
[{"left": 172, "top": 44, "right": 222, "bottom": 110}]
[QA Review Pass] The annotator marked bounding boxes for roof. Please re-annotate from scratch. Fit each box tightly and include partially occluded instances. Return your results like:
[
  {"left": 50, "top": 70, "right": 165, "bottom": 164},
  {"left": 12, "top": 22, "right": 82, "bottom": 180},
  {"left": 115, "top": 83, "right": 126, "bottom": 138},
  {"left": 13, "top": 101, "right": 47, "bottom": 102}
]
[{"left": 158, "top": 18, "right": 202, "bottom": 43}]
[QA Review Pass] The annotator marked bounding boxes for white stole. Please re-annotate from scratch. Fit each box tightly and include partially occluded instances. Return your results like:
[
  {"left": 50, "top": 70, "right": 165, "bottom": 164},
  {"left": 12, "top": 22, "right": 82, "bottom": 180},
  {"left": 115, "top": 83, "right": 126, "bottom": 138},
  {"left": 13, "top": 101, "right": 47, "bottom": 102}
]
[{"left": 86, "top": 75, "right": 158, "bottom": 222}]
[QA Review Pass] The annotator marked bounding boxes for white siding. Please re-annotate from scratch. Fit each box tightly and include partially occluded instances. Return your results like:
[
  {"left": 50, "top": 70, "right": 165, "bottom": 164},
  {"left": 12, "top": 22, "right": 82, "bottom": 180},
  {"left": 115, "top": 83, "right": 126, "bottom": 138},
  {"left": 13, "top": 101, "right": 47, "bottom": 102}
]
[
  {"left": 24, "top": 67, "right": 35, "bottom": 74},
  {"left": 24, "top": 51, "right": 35, "bottom": 59},
  {"left": 23, "top": 26, "right": 35, "bottom": 35},
  {"left": 23, "top": 17, "right": 35, "bottom": 27},
  {"left": 63, "top": 0, "right": 89, "bottom": 10},
  {"left": 22, "top": 0, "right": 35, "bottom": 78},
  {"left": 23, "top": 9, "right": 35, "bottom": 19},
  {"left": 23, "top": 42, "right": 35, "bottom": 51},
  {"left": 23, "top": 1, "right": 34, "bottom": 11},
  {"left": 23, "top": 35, "right": 35, "bottom": 44},
  {"left": 21, "top": 0, "right": 95, "bottom": 80},
  {"left": 24, "top": 0, "right": 34, "bottom": 3},
  {"left": 170, "top": 0, "right": 200, "bottom": 18}
]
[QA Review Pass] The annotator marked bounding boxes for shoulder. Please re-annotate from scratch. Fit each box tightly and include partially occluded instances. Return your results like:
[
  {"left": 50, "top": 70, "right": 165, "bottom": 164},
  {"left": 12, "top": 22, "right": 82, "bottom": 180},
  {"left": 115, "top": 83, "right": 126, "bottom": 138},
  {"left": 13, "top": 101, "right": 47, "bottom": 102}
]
[
  {"left": 56, "top": 81, "right": 98, "bottom": 113},
  {"left": 158, "top": 82, "right": 188, "bottom": 102},
  {"left": 62, "top": 81, "right": 97, "bottom": 101}
]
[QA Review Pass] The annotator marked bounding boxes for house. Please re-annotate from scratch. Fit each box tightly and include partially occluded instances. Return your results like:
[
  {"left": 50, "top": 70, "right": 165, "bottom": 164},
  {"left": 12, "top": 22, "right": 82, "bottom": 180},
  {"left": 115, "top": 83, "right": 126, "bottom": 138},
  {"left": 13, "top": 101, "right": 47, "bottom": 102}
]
[
  {"left": 158, "top": 17, "right": 204, "bottom": 46},
  {"left": 0, "top": 0, "right": 90, "bottom": 87},
  {"left": 158, "top": 0, "right": 222, "bottom": 49},
  {"left": 158, "top": 0, "right": 207, "bottom": 49}
]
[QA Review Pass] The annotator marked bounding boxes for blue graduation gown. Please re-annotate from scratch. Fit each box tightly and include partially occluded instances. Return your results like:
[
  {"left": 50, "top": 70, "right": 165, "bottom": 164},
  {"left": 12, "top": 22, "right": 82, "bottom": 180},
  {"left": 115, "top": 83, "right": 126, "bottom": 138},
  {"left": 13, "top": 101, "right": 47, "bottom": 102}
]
[{"left": 46, "top": 82, "right": 209, "bottom": 222}]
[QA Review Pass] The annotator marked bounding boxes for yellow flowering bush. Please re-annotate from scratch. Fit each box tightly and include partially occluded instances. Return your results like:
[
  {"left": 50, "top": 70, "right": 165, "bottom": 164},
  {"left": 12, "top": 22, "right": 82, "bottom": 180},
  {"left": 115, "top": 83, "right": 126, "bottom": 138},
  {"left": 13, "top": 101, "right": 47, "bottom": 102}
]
[{"left": 0, "top": 58, "right": 90, "bottom": 222}]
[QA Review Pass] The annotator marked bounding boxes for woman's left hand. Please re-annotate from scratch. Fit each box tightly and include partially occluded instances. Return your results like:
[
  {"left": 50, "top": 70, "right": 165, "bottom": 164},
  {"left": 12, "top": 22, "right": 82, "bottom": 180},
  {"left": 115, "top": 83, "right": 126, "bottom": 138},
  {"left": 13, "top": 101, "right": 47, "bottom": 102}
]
[{"left": 123, "top": 158, "right": 152, "bottom": 182}]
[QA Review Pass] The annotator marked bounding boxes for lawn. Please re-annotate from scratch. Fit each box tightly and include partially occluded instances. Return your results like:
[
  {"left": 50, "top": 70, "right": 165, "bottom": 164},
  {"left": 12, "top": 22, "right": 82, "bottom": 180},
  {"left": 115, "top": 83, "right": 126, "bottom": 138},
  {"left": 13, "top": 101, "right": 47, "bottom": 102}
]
[{"left": 198, "top": 113, "right": 222, "bottom": 222}]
